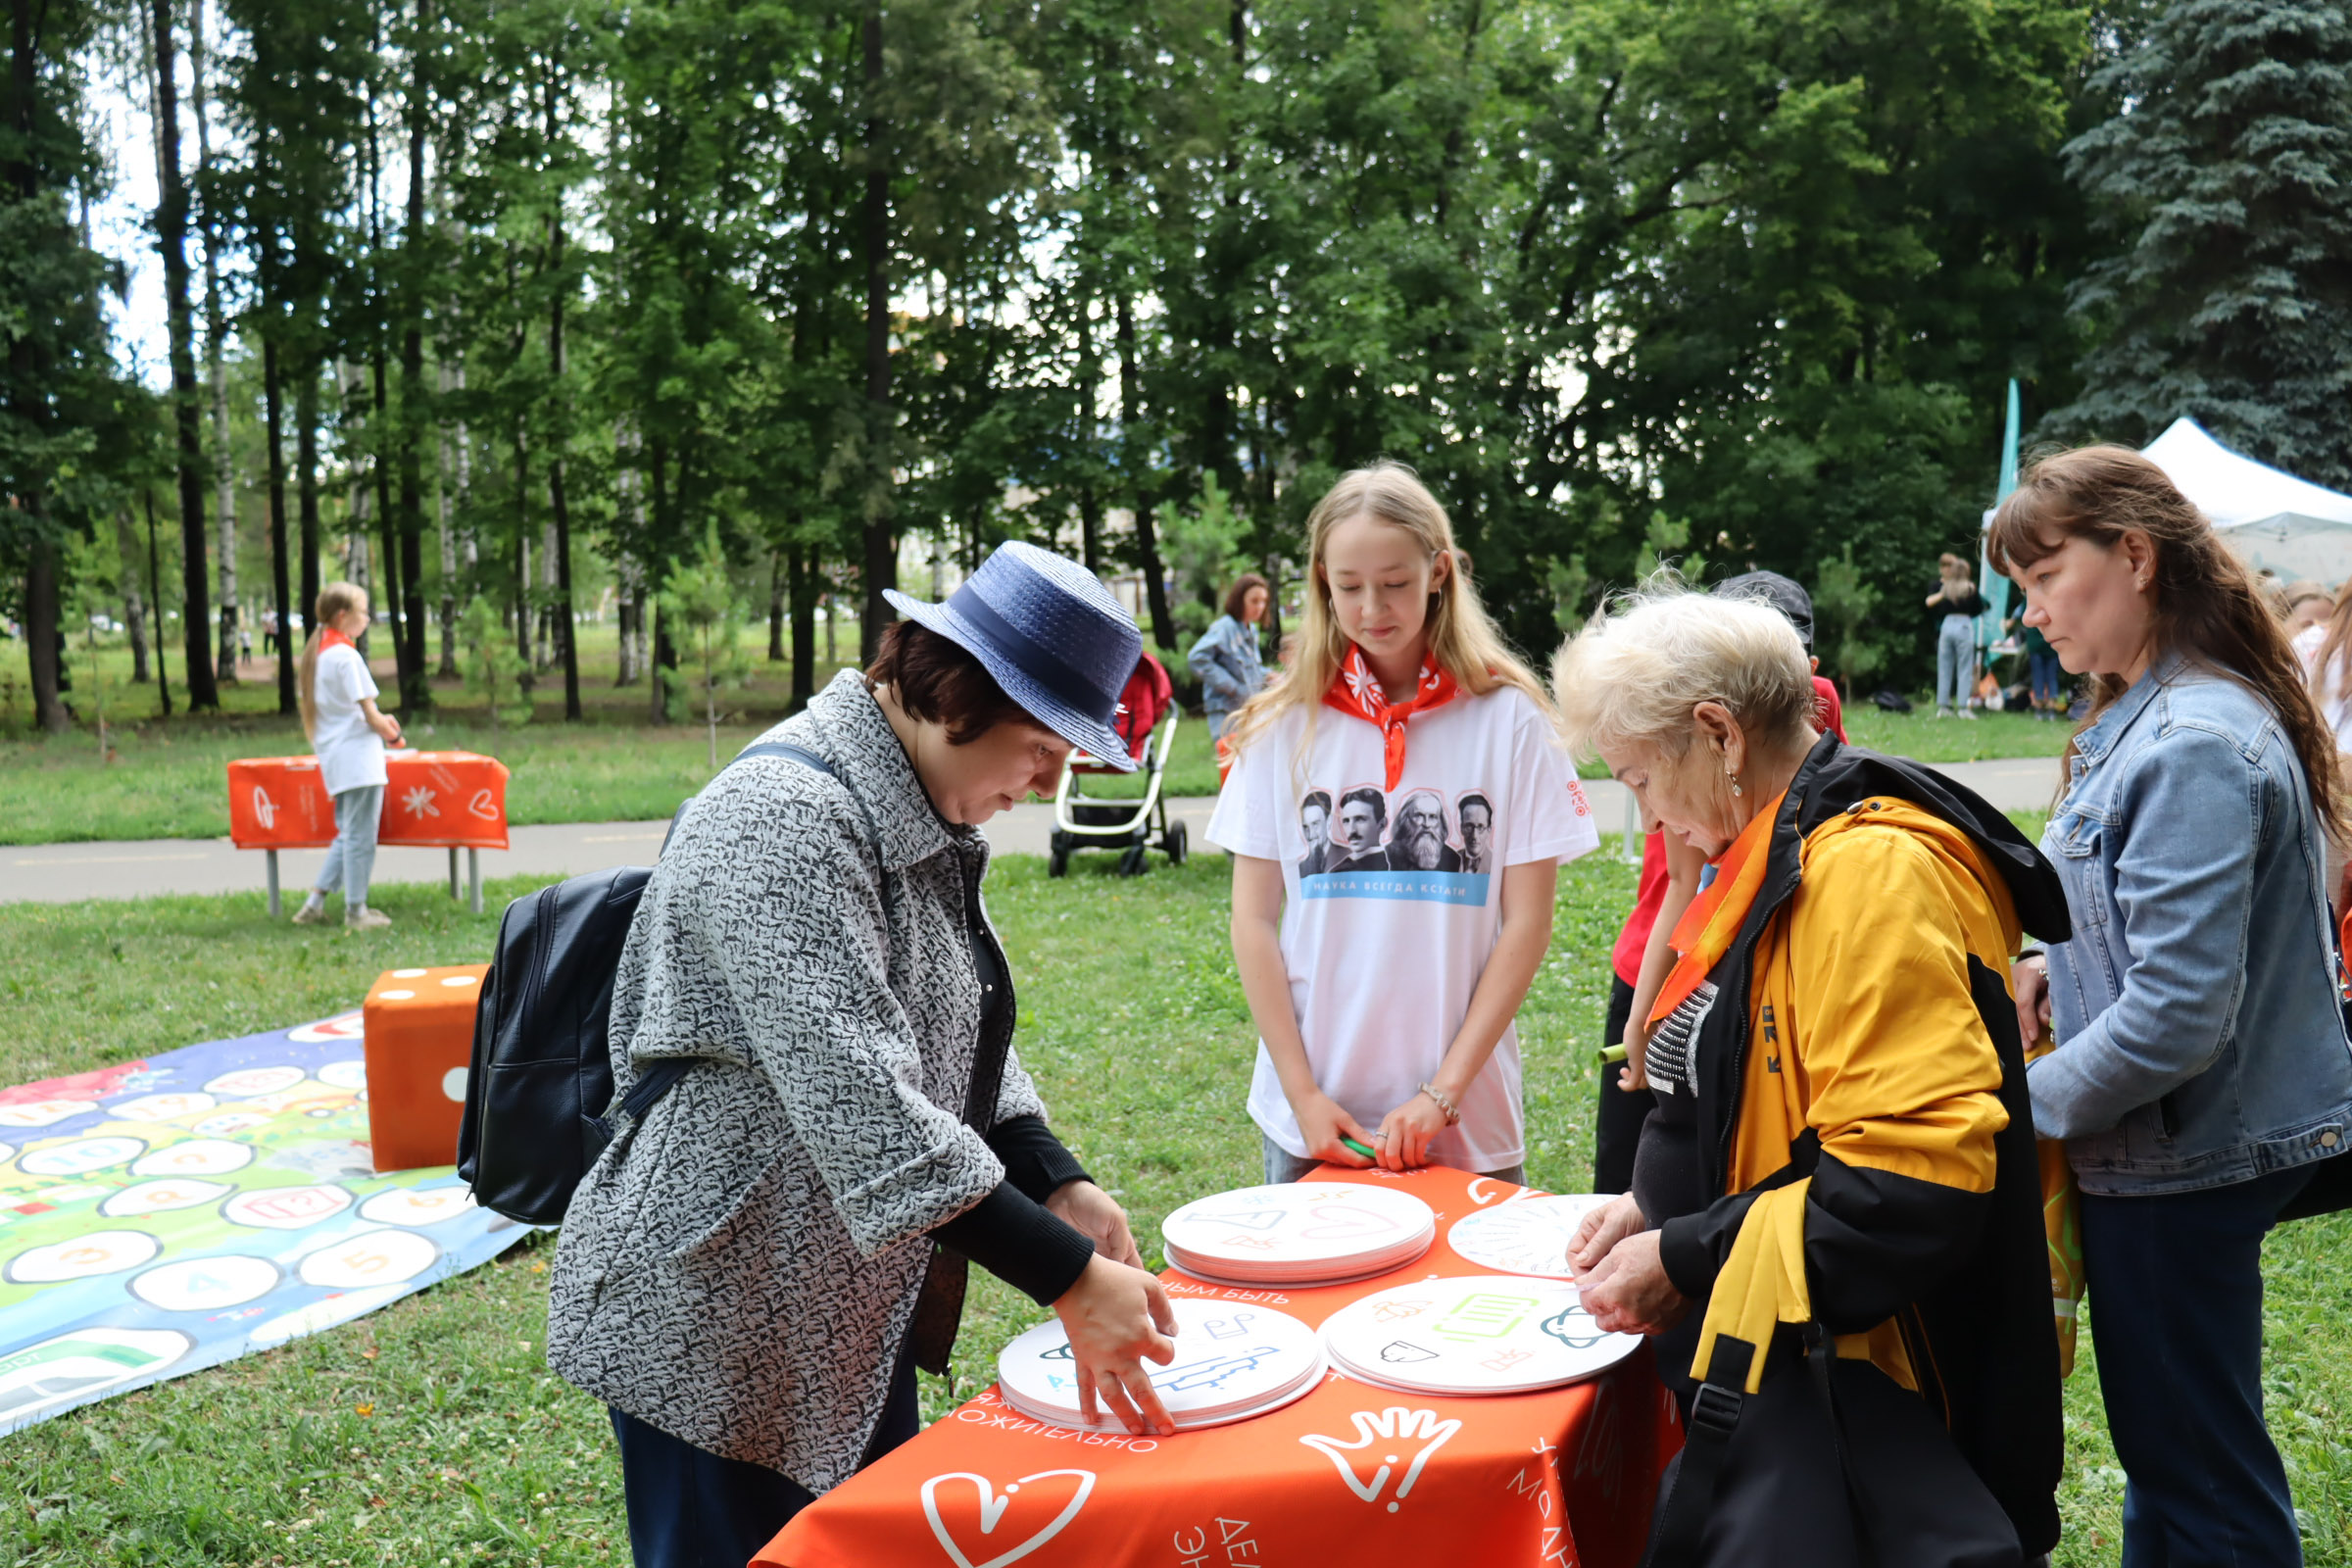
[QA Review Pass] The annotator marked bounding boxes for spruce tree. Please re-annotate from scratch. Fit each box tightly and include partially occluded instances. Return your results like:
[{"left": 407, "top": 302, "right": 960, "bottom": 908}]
[{"left": 2056, "top": 0, "right": 2352, "bottom": 486}]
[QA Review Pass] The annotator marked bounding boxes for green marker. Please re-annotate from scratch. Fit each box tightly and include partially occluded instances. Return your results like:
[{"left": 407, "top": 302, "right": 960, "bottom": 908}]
[
  {"left": 1341, "top": 1134, "right": 1379, "bottom": 1159},
  {"left": 1599, "top": 1043, "right": 1629, "bottom": 1065}
]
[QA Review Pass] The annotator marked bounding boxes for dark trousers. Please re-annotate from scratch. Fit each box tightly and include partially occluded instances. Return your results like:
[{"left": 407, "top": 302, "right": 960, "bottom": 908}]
[
  {"left": 1594, "top": 975, "right": 1654, "bottom": 1195},
  {"left": 2081, "top": 1162, "right": 2327, "bottom": 1568},
  {"left": 609, "top": 1340, "right": 920, "bottom": 1568}
]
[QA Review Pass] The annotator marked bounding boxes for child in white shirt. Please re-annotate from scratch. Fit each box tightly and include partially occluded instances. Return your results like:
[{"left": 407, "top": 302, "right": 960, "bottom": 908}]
[
  {"left": 1206, "top": 463, "right": 1597, "bottom": 1183},
  {"left": 293, "top": 582, "right": 402, "bottom": 929}
]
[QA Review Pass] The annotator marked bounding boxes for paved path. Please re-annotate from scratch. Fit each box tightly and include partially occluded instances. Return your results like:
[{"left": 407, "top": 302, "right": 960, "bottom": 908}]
[{"left": 0, "top": 757, "right": 2066, "bottom": 906}]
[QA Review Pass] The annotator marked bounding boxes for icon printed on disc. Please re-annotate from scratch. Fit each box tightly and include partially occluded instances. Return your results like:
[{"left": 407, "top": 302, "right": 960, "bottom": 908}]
[
  {"left": 106, "top": 1093, "right": 220, "bottom": 1124},
  {"left": 99, "top": 1178, "right": 233, "bottom": 1217},
  {"left": 315, "top": 1060, "right": 368, "bottom": 1091},
  {"left": 1445, "top": 1193, "right": 1614, "bottom": 1279},
  {"left": 222, "top": 1185, "right": 354, "bottom": 1230},
  {"left": 18, "top": 1136, "right": 146, "bottom": 1177},
  {"left": 128, "top": 1254, "right": 280, "bottom": 1310},
  {"left": 297, "top": 1228, "right": 438, "bottom": 1289},
  {"left": 127, "top": 1139, "right": 254, "bottom": 1178},
  {"left": 357, "top": 1186, "right": 476, "bottom": 1227},
  {"left": 201, "top": 1065, "right": 308, "bottom": 1098},
  {"left": 0, "top": 1099, "right": 100, "bottom": 1130},
  {"left": 5, "top": 1229, "right": 162, "bottom": 1283}
]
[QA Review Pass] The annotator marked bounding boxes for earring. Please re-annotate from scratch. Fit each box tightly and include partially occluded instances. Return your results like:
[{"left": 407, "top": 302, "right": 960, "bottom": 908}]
[{"left": 1727, "top": 768, "right": 1742, "bottom": 798}]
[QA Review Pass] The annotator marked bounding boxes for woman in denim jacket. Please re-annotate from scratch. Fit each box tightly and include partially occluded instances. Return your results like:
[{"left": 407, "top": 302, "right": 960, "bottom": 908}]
[
  {"left": 1995, "top": 447, "right": 2352, "bottom": 1567},
  {"left": 1188, "top": 573, "right": 1270, "bottom": 740}
]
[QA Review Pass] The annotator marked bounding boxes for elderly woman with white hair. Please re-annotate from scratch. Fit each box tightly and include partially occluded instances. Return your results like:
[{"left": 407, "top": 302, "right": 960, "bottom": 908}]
[{"left": 1551, "top": 584, "right": 2069, "bottom": 1568}]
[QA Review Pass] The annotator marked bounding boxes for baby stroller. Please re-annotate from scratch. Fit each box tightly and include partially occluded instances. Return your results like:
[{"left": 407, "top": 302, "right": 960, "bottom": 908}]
[{"left": 1048, "top": 651, "right": 1188, "bottom": 877}]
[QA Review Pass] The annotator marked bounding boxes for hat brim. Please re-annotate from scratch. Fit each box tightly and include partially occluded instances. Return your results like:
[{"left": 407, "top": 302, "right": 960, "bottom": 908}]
[{"left": 882, "top": 590, "right": 1140, "bottom": 771}]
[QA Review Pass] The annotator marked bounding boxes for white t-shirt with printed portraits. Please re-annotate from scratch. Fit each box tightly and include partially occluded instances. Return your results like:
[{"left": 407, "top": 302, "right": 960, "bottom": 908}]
[{"left": 1205, "top": 684, "right": 1598, "bottom": 1170}]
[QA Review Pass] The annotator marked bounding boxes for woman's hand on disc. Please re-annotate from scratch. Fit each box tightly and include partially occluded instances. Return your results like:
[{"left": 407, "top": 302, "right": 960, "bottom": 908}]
[
  {"left": 1294, "top": 1093, "right": 1379, "bottom": 1168},
  {"left": 1054, "top": 1254, "right": 1179, "bottom": 1436},
  {"left": 1566, "top": 1193, "right": 1645, "bottom": 1280}
]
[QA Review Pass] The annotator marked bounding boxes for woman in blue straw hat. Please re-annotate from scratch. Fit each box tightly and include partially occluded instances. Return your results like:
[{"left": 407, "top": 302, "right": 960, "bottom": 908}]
[{"left": 548, "top": 542, "right": 1180, "bottom": 1567}]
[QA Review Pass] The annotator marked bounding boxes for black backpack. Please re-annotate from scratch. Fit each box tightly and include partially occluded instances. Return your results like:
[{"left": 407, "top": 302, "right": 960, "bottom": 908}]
[{"left": 455, "top": 742, "right": 832, "bottom": 1224}]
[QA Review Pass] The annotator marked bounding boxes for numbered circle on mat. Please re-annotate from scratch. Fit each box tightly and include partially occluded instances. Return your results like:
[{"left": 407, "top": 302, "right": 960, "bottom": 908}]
[
  {"left": 297, "top": 1228, "right": 438, "bottom": 1289},
  {"left": 5, "top": 1229, "right": 162, "bottom": 1284},
  {"left": 1322, "top": 1275, "right": 1640, "bottom": 1394},
  {"left": 129, "top": 1254, "right": 281, "bottom": 1310},
  {"left": 1161, "top": 1183, "right": 1434, "bottom": 1269},
  {"left": 1446, "top": 1194, "right": 1616, "bottom": 1279},
  {"left": 999, "top": 1297, "right": 1320, "bottom": 1419}
]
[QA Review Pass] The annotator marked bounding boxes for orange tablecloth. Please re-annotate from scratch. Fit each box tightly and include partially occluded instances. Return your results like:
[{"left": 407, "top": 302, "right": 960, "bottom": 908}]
[
  {"left": 226, "top": 752, "right": 512, "bottom": 851},
  {"left": 760, "top": 1165, "right": 1682, "bottom": 1568}
]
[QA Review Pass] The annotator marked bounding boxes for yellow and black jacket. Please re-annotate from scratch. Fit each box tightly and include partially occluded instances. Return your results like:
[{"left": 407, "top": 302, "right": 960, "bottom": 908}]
[{"left": 1633, "top": 737, "right": 2071, "bottom": 1555}]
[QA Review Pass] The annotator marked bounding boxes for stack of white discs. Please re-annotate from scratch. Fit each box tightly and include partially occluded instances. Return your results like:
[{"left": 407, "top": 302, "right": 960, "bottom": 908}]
[
  {"left": 1159, "top": 1183, "right": 1436, "bottom": 1287},
  {"left": 1444, "top": 1194, "right": 1616, "bottom": 1279},
  {"left": 996, "top": 1297, "right": 1325, "bottom": 1432},
  {"left": 1321, "top": 1275, "right": 1641, "bottom": 1396}
]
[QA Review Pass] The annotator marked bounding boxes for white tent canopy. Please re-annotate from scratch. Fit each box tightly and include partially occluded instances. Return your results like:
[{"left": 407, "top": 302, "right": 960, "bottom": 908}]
[{"left": 2142, "top": 418, "right": 2352, "bottom": 584}]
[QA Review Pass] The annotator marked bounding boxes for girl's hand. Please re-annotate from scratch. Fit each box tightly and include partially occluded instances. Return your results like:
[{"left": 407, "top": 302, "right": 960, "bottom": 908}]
[
  {"left": 1577, "top": 1229, "right": 1689, "bottom": 1337},
  {"left": 1292, "top": 1092, "right": 1379, "bottom": 1169},
  {"left": 1053, "top": 1253, "right": 1179, "bottom": 1435},
  {"left": 1374, "top": 1091, "right": 1451, "bottom": 1171},
  {"left": 374, "top": 713, "right": 403, "bottom": 747},
  {"left": 1567, "top": 1193, "right": 1646, "bottom": 1279},
  {"left": 1618, "top": 1019, "right": 1652, "bottom": 1092},
  {"left": 1045, "top": 1181, "right": 1146, "bottom": 1272},
  {"left": 2011, "top": 956, "right": 2051, "bottom": 1049}
]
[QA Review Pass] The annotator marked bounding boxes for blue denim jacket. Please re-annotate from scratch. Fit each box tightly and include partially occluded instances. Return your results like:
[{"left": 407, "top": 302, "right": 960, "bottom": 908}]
[
  {"left": 1187, "top": 614, "right": 1264, "bottom": 719},
  {"left": 2036, "top": 656, "right": 2352, "bottom": 1194}
]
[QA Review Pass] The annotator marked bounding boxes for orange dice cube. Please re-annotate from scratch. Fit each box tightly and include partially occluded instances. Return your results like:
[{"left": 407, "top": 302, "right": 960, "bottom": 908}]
[{"left": 362, "top": 964, "right": 489, "bottom": 1173}]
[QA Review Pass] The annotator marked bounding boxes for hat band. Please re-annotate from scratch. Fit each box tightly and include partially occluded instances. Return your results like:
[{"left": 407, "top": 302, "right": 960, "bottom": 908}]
[{"left": 948, "top": 583, "right": 1115, "bottom": 723}]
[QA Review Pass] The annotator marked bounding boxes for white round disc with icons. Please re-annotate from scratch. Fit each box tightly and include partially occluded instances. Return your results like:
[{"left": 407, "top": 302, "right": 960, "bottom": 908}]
[
  {"left": 999, "top": 1297, "right": 1323, "bottom": 1430},
  {"left": 1445, "top": 1194, "right": 1617, "bottom": 1279},
  {"left": 1322, "top": 1275, "right": 1640, "bottom": 1395},
  {"left": 1160, "top": 1183, "right": 1436, "bottom": 1283}
]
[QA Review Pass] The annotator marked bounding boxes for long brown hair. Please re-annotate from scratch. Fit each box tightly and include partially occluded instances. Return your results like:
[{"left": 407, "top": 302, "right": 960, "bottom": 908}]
[
  {"left": 1987, "top": 446, "right": 2344, "bottom": 844},
  {"left": 297, "top": 581, "right": 368, "bottom": 742}
]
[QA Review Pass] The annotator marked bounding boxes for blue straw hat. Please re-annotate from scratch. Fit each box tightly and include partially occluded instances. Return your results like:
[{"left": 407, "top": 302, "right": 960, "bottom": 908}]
[{"left": 882, "top": 542, "right": 1144, "bottom": 770}]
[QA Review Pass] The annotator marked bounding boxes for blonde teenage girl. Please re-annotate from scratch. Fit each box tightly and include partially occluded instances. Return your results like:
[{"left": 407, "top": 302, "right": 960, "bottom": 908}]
[
  {"left": 1207, "top": 463, "right": 1599, "bottom": 1184},
  {"left": 293, "top": 582, "right": 401, "bottom": 930}
]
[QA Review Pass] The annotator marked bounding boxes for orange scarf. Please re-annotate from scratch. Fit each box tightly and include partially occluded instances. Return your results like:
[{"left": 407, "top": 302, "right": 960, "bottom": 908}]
[
  {"left": 1321, "top": 644, "right": 1459, "bottom": 791},
  {"left": 1647, "top": 792, "right": 1786, "bottom": 1027},
  {"left": 319, "top": 626, "right": 356, "bottom": 654}
]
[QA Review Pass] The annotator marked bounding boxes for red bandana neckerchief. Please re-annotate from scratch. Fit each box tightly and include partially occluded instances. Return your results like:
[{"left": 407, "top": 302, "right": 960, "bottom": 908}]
[
  {"left": 1321, "top": 643, "right": 1460, "bottom": 791},
  {"left": 319, "top": 626, "right": 356, "bottom": 654},
  {"left": 1645, "top": 791, "right": 1787, "bottom": 1028}
]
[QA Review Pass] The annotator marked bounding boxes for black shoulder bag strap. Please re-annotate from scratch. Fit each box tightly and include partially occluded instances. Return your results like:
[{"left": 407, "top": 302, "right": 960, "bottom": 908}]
[{"left": 612, "top": 741, "right": 849, "bottom": 1130}]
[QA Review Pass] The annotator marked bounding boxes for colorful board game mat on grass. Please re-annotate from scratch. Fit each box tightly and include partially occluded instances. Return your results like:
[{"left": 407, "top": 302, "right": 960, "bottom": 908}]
[{"left": 0, "top": 1012, "right": 529, "bottom": 1435}]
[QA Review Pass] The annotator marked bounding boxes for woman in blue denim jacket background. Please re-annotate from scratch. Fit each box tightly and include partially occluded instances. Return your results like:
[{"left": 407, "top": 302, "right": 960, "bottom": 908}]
[
  {"left": 1188, "top": 573, "right": 1271, "bottom": 740},
  {"left": 1994, "top": 446, "right": 2352, "bottom": 1568}
]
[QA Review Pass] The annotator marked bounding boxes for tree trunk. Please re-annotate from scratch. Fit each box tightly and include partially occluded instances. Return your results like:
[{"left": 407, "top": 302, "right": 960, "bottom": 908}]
[
  {"left": 547, "top": 223, "right": 582, "bottom": 721},
  {"left": 116, "top": 510, "right": 152, "bottom": 684},
  {"left": 297, "top": 355, "right": 321, "bottom": 629},
  {"left": 858, "top": 0, "right": 895, "bottom": 662},
  {"left": 25, "top": 531, "right": 68, "bottom": 732},
  {"left": 768, "top": 550, "right": 786, "bottom": 662},
  {"left": 788, "top": 537, "right": 817, "bottom": 709},
  {"left": 190, "top": 0, "right": 237, "bottom": 686},
  {"left": 514, "top": 430, "right": 534, "bottom": 681},
  {"left": 264, "top": 337, "right": 295, "bottom": 713},
  {"left": 435, "top": 361, "right": 461, "bottom": 677},
  {"left": 150, "top": 0, "right": 219, "bottom": 710},
  {"left": 145, "top": 488, "right": 173, "bottom": 716},
  {"left": 1116, "top": 291, "right": 1176, "bottom": 649},
  {"left": 397, "top": 0, "right": 433, "bottom": 710},
  {"left": 648, "top": 434, "right": 670, "bottom": 721},
  {"left": 371, "top": 351, "right": 406, "bottom": 681}
]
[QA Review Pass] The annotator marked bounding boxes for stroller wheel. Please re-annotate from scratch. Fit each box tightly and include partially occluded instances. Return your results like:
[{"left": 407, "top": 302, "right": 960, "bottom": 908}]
[
  {"left": 1163, "top": 821, "right": 1189, "bottom": 866},
  {"left": 1049, "top": 844, "right": 1070, "bottom": 878},
  {"left": 1117, "top": 845, "right": 1148, "bottom": 877}
]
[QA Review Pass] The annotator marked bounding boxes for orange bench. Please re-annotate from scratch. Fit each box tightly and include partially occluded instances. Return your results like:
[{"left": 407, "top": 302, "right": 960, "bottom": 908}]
[{"left": 227, "top": 751, "right": 512, "bottom": 915}]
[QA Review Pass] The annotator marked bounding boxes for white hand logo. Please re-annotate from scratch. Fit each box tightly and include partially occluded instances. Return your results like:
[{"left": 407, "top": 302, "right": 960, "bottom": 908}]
[
  {"left": 921, "top": 1469, "right": 1096, "bottom": 1568},
  {"left": 1298, "top": 1405, "right": 1462, "bottom": 1512}
]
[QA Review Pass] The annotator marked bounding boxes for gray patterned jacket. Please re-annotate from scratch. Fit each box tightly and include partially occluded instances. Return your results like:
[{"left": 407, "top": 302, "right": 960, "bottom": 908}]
[{"left": 546, "top": 669, "right": 1050, "bottom": 1490}]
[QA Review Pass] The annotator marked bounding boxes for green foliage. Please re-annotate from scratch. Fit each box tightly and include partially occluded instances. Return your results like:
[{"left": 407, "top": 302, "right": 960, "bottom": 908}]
[
  {"left": 457, "top": 595, "right": 532, "bottom": 732},
  {"left": 1634, "top": 513, "right": 1703, "bottom": 585},
  {"left": 2048, "top": 0, "right": 2352, "bottom": 488},
  {"left": 1814, "top": 544, "right": 1886, "bottom": 696},
  {"left": 659, "top": 521, "right": 751, "bottom": 767},
  {"left": 1546, "top": 555, "right": 1592, "bottom": 639},
  {"left": 1158, "top": 474, "right": 1249, "bottom": 642}
]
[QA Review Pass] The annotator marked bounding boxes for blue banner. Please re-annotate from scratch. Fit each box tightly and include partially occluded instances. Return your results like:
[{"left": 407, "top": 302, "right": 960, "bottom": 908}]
[{"left": 1299, "top": 869, "right": 1492, "bottom": 906}]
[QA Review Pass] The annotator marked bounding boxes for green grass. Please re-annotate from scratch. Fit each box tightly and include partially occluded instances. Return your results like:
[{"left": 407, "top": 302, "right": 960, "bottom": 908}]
[
  {"left": 1561, "top": 704, "right": 2073, "bottom": 778},
  {"left": 0, "top": 853, "right": 2346, "bottom": 1565}
]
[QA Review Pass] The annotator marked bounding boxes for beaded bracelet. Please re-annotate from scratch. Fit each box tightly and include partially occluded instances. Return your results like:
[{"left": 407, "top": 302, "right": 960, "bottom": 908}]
[{"left": 1417, "top": 1080, "right": 1462, "bottom": 1125}]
